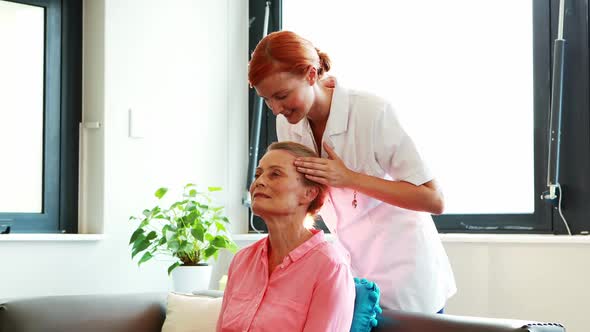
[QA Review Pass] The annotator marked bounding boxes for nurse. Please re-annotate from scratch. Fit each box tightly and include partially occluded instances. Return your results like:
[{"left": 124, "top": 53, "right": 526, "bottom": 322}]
[{"left": 248, "top": 30, "right": 456, "bottom": 313}]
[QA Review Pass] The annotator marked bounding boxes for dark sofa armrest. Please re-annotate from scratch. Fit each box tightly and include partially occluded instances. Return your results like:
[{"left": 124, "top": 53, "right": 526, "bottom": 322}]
[
  {"left": 373, "top": 309, "right": 565, "bottom": 332},
  {"left": 0, "top": 293, "right": 167, "bottom": 332}
]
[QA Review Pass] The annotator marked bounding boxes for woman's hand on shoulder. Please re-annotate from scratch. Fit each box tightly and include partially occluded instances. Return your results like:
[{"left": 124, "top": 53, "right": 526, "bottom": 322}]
[{"left": 293, "top": 142, "right": 357, "bottom": 188}]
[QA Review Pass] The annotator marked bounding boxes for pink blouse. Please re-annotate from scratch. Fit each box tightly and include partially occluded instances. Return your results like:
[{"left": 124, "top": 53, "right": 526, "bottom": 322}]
[{"left": 217, "top": 229, "right": 355, "bottom": 332}]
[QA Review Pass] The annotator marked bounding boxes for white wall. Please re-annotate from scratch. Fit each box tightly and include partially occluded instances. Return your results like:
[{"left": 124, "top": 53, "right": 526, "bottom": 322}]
[
  {"left": 443, "top": 237, "right": 590, "bottom": 332},
  {"left": 0, "top": 0, "right": 249, "bottom": 300}
]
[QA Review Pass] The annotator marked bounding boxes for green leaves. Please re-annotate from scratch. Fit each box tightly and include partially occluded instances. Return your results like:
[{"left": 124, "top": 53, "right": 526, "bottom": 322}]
[
  {"left": 210, "top": 235, "right": 229, "bottom": 248},
  {"left": 145, "top": 231, "right": 157, "bottom": 241},
  {"left": 155, "top": 187, "right": 168, "bottom": 199},
  {"left": 167, "top": 238, "right": 181, "bottom": 251},
  {"left": 129, "top": 228, "right": 144, "bottom": 244},
  {"left": 138, "top": 252, "right": 153, "bottom": 265},
  {"left": 191, "top": 225, "right": 205, "bottom": 242},
  {"left": 203, "top": 246, "right": 217, "bottom": 260},
  {"left": 128, "top": 183, "right": 238, "bottom": 273},
  {"left": 215, "top": 221, "right": 226, "bottom": 232},
  {"left": 167, "top": 262, "right": 181, "bottom": 275},
  {"left": 131, "top": 235, "right": 150, "bottom": 259},
  {"left": 181, "top": 241, "right": 194, "bottom": 253}
]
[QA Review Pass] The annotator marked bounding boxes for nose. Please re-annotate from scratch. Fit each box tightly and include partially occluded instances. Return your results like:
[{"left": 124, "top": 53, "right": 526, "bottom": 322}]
[
  {"left": 266, "top": 100, "right": 282, "bottom": 116},
  {"left": 250, "top": 175, "right": 265, "bottom": 193}
]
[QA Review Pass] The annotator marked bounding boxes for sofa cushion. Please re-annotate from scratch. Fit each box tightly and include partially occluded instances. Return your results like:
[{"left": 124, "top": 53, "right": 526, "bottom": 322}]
[
  {"left": 0, "top": 292, "right": 166, "bottom": 332},
  {"left": 161, "top": 292, "right": 222, "bottom": 332},
  {"left": 373, "top": 309, "right": 566, "bottom": 332}
]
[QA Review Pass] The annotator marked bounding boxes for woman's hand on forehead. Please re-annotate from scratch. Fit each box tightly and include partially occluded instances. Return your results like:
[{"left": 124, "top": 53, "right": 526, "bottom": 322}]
[{"left": 293, "top": 143, "right": 354, "bottom": 187}]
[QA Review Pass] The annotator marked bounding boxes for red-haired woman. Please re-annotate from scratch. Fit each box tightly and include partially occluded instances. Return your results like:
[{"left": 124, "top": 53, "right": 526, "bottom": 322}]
[{"left": 249, "top": 30, "right": 456, "bottom": 314}]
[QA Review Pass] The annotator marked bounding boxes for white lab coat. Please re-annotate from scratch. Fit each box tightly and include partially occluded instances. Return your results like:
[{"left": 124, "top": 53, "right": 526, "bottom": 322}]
[{"left": 276, "top": 79, "right": 456, "bottom": 313}]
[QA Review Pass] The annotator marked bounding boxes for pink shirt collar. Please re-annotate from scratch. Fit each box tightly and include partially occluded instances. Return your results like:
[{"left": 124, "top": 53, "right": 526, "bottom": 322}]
[{"left": 258, "top": 229, "right": 326, "bottom": 269}]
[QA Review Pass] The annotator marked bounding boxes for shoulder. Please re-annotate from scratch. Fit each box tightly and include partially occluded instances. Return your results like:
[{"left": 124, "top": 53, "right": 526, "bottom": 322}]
[
  {"left": 346, "top": 88, "right": 395, "bottom": 121},
  {"left": 229, "top": 236, "right": 266, "bottom": 267},
  {"left": 304, "top": 242, "right": 352, "bottom": 286},
  {"left": 330, "top": 77, "right": 393, "bottom": 115},
  {"left": 311, "top": 241, "right": 350, "bottom": 270}
]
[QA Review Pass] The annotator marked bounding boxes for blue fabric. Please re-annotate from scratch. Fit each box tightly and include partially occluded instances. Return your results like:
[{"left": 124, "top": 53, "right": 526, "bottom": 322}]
[{"left": 350, "top": 277, "right": 382, "bottom": 332}]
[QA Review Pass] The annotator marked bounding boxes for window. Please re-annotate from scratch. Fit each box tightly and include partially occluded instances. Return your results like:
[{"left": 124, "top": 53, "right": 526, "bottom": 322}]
[
  {"left": 0, "top": 0, "right": 82, "bottom": 233},
  {"left": 248, "top": 0, "right": 590, "bottom": 234}
]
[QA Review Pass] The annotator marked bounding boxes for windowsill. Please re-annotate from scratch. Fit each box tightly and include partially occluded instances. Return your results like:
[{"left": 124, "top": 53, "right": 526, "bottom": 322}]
[
  {"left": 440, "top": 233, "right": 590, "bottom": 244},
  {"left": 232, "top": 233, "right": 336, "bottom": 243},
  {"left": 0, "top": 234, "right": 105, "bottom": 242},
  {"left": 232, "top": 233, "right": 590, "bottom": 244}
]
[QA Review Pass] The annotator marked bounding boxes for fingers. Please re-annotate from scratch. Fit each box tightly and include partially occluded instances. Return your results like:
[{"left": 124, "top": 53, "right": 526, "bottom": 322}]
[
  {"left": 305, "top": 174, "right": 329, "bottom": 185},
  {"left": 297, "top": 167, "right": 327, "bottom": 177},
  {"left": 295, "top": 156, "right": 326, "bottom": 164},
  {"left": 294, "top": 159, "right": 329, "bottom": 171},
  {"left": 323, "top": 142, "right": 341, "bottom": 160}
]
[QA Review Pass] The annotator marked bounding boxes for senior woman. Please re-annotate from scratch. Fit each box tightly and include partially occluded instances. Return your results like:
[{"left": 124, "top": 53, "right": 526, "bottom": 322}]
[{"left": 216, "top": 141, "right": 355, "bottom": 332}]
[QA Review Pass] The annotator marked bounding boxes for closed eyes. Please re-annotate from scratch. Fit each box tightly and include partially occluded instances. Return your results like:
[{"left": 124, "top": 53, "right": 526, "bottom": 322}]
[{"left": 254, "top": 169, "right": 283, "bottom": 178}]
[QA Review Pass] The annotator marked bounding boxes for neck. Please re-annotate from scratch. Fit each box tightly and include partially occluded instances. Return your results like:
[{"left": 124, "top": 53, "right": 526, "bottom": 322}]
[
  {"left": 265, "top": 214, "right": 313, "bottom": 263},
  {"left": 307, "top": 79, "right": 334, "bottom": 128}
]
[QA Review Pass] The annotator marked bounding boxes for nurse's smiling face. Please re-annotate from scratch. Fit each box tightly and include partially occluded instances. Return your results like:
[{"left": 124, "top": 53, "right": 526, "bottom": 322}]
[{"left": 254, "top": 71, "right": 315, "bottom": 124}]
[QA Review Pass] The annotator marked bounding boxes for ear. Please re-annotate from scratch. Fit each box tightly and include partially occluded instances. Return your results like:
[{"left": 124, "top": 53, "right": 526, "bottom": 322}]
[
  {"left": 302, "top": 186, "right": 319, "bottom": 205},
  {"left": 306, "top": 66, "right": 318, "bottom": 86}
]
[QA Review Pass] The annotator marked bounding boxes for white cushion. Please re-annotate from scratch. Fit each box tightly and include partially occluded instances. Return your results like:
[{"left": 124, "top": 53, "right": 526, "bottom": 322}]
[{"left": 161, "top": 292, "right": 223, "bottom": 332}]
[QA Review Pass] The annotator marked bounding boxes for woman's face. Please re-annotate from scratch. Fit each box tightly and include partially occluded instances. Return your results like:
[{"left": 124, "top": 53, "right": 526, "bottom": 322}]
[
  {"left": 254, "top": 71, "right": 315, "bottom": 124},
  {"left": 250, "top": 149, "right": 314, "bottom": 217}
]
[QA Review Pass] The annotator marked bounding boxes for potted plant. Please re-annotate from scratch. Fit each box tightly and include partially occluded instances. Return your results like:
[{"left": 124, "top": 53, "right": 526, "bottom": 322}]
[{"left": 129, "top": 183, "right": 238, "bottom": 293}]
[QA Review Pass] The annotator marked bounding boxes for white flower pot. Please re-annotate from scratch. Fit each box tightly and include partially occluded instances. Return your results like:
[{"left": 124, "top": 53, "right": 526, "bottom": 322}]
[{"left": 171, "top": 265, "right": 212, "bottom": 293}]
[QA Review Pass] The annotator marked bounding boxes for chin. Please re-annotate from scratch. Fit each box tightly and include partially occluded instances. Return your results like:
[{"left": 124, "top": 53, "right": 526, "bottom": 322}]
[
  {"left": 251, "top": 203, "right": 269, "bottom": 218},
  {"left": 251, "top": 203, "right": 288, "bottom": 220},
  {"left": 286, "top": 113, "right": 305, "bottom": 124}
]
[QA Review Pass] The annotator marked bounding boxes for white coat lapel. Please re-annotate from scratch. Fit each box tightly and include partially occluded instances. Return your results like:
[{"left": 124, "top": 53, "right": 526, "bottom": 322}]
[
  {"left": 323, "top": 81, "right": 350, "bottom": 159},
  {"left": 285, "top": 117, "right": 315, "bottom": 153}
]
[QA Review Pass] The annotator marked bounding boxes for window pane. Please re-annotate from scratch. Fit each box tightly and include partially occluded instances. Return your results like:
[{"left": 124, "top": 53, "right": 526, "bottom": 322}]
[
  {"left": 283, "top": 0, "right": 534, "bottom": 214},
  {"left": 0, "top": 1, "right": 44, "bottom": 213}
]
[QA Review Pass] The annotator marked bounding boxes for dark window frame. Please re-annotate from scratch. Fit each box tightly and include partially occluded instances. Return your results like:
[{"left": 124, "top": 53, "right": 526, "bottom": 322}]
[
  {"left": 247, "top": 0, "right": 589, "bottom": 235},
  {"left": 247, "top": 0, "right": 282, "bottom": 233},
  {"left": 1, "top": 0, "right": 82, "bottom": 233}
]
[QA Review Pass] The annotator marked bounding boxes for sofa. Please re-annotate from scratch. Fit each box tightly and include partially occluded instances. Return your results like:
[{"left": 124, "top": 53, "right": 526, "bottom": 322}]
[{"left": 0, "top": 292, "right": 565, "bottom": 332}]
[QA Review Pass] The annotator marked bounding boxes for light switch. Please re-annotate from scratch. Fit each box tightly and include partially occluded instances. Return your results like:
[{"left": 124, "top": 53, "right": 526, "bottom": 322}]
[{"left": 128, "top": 108, "right": 146, "bottom": 138}]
